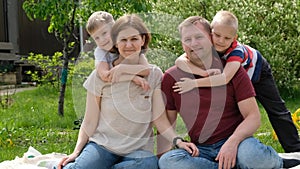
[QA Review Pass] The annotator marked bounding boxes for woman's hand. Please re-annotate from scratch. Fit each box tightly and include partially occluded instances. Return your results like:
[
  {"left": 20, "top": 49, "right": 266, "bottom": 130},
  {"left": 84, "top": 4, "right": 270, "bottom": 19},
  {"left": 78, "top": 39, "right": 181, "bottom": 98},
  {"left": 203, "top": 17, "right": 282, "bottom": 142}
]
[
  {"left": 57, "top": 152, "right": 79, "bottom": 169},
  {"left": 173, "top": 78, "right": 197, "bottom": 94},
  {"left": 176, "top": 141, "right": 199, "bottom": 157}
]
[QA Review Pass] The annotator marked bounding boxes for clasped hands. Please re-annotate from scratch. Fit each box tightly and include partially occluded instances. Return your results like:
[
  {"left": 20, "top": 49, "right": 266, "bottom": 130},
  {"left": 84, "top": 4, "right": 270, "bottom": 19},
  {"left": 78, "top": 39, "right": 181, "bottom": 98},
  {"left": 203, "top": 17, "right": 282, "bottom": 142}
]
[
  {"left": 173, "top": 68, "right": 221, "bottom": 94},
  {"left": 103, "top": 64, "right": 150, "bottom": 91}
]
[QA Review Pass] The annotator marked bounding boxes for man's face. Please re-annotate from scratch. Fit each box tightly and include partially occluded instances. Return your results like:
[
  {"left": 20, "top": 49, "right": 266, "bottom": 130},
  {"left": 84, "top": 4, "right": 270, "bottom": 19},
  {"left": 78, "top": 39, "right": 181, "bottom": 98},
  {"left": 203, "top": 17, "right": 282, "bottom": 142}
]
[
  {"left": 181, "top": 23, "right": 213, "bottom": 67},
  {"left": 91, "top": 24, "right": 113, "bottom": 51}
]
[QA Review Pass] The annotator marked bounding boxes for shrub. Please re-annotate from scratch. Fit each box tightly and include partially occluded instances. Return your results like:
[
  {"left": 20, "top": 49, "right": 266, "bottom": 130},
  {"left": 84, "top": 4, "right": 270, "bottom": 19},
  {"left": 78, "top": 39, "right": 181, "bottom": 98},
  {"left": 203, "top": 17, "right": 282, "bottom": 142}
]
[
  {"left": 152, "top": 0, "right": 299, "bottom": 95},
  {"left": 22, "top": 52, "right": 75, "bottom": 88}
]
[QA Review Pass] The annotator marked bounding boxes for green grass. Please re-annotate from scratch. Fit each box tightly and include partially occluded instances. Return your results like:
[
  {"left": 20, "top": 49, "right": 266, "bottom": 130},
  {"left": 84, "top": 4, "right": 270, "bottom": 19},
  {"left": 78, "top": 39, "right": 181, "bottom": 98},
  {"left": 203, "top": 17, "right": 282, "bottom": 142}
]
[
  {"left": 0, "top": 84, "right": 299, "bottom": 162},
  {"left": 0, "top": 85, "right": 80, "bottom": 161}
]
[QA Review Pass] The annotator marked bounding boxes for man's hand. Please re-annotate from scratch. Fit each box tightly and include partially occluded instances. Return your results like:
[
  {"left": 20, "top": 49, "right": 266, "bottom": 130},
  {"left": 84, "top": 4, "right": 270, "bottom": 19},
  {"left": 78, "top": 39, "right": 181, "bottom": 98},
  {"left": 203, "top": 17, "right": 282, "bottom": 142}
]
[
  {"left": 215, "top": 140, "right": 238, "bottom": 169},
  {"left": 173, "top": 78, "right": 197, "bottom": 94}
]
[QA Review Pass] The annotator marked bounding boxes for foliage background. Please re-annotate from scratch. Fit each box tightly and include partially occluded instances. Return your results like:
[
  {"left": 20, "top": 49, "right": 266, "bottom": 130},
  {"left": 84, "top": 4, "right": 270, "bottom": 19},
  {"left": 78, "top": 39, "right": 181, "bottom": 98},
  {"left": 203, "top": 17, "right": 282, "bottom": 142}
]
[
  {"left": 23, "top": 0, "right": 300, "bottom": 95},
  {"left": 69, "top": 0, "right": 300, "bottom": 94},
  {"left": 74, "top": 0, "right": 300, "bottom": 95},
  {"left": 150, "top": 0, "right": 299, "bottom": 95}
]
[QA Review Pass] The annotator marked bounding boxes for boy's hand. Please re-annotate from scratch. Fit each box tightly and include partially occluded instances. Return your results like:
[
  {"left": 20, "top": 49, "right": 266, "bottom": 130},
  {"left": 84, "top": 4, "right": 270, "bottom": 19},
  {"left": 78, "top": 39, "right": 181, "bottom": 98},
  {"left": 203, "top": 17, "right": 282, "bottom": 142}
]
[
  {"left": 206, "top": 69, "right": 221, "bottom": 76},
  {"left": 133, "top": 76, "right": 150, "bottom": 91},
  {"left": 108, "top": 65, "right": 123, "bottom": 83},
  {"left": 100, "top": 71, "right": 111, "bottom": 82},
  {"left": 96, "top": 62, "right": 112, "bottom": 82},
  {"left": 173, "top": 78, "right": 197, "bottom": 94}
]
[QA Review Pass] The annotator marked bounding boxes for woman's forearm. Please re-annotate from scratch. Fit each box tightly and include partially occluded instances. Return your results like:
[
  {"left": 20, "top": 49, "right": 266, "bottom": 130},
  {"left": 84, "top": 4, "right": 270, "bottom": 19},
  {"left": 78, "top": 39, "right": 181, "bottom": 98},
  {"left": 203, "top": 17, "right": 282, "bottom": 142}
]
[
  {"left": 72, "top": 93, "right": 101, "bottom": 154},
  {"left": 152, "top": 89, "right": 178, "bottom": 142},
  {"left": 82, "top": 93, "right": 101, "bottom": 136},
  {"left": 73, "top": 127, "right": 89, "bottom": 155}
]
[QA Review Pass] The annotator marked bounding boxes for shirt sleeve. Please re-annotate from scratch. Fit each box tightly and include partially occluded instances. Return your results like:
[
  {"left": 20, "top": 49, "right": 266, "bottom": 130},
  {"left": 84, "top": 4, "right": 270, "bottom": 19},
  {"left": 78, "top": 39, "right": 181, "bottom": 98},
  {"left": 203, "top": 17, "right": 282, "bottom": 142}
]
[
  {"left": 226, "top": 50, "right": 244, "bottom": 63},
  {"left": 83, "top": 69, "right": 110, "bottom": 96},
  {"left": 149, "top": 65, "right": 163, "bottom": 90},
  {"left": 161, "top": 71, "right": 177, "bottom": 111},
  {"left": 225, "top": 43, "right": 248, "bottom": 64},
  {"left": 231, "top": 66, "right": 256, "bottom": 102},
  {"left": 94, "top": 47, "right": 109, "bottom": 67}
]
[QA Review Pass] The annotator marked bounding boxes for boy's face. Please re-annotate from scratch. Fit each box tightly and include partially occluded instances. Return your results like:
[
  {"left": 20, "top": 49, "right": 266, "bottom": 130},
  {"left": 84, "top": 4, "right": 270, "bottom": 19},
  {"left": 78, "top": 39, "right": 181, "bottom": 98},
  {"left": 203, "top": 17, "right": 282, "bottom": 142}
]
[
  {"left": 91, "top": 24, "right": 113, "bottom": 51},
  {"left": 211, "top": 23, "right": 237, "bottom": 53}
]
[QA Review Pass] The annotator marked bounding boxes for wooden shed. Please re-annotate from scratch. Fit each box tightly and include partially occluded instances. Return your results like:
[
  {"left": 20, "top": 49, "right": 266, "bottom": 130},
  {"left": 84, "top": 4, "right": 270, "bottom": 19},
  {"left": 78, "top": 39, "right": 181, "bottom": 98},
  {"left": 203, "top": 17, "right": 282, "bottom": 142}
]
[{"left": 0, "top": 0, "right": 72, "bottom": 84}]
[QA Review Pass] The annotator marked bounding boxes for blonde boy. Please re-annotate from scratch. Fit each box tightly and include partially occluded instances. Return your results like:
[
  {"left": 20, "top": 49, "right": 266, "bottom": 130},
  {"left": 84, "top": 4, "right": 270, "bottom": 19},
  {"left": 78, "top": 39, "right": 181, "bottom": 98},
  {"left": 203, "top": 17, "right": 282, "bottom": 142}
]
[{"left": 174, "top": 10, "right": 300, "bottom": 153}]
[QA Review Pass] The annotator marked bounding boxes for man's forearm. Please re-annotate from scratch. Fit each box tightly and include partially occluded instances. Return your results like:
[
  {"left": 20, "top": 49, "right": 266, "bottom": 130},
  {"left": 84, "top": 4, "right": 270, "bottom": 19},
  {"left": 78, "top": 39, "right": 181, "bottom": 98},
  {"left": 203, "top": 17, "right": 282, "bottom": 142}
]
[{"left": 230, "top": 98, "right": 261, "bottom": 144}]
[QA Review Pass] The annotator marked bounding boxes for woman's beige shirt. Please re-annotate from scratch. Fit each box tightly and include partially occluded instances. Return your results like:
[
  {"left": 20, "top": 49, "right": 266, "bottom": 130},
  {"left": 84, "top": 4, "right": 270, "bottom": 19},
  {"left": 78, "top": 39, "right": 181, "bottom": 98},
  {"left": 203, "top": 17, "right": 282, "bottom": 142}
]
[{"left": 83, "top": 65, "right": 162, "bottom": 155}]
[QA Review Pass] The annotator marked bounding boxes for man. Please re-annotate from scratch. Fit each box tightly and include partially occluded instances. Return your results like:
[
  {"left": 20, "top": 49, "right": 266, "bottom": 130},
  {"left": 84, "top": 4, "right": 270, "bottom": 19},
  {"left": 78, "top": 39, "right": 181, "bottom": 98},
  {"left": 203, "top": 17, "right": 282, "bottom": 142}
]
[{"left": 158, "top": 16, "right": 300, "bottom": 169}]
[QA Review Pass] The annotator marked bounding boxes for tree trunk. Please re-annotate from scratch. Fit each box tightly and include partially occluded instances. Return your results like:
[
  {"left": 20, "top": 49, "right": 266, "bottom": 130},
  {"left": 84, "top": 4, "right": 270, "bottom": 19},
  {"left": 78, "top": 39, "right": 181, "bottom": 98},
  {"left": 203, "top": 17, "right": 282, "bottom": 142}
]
[
  {"left": 58, "top": 49, "right": 69, "bottom": 116},
  {"left": 58, "top": 80, "right": 66, "bottom": 116}
]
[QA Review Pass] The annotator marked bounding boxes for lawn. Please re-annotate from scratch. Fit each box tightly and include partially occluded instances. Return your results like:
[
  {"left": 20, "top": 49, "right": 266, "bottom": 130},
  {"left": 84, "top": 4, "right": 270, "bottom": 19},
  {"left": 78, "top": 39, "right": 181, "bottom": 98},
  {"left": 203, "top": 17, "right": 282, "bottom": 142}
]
[{"left": 0, "top": 84, "right": 299, "bottom": 162}]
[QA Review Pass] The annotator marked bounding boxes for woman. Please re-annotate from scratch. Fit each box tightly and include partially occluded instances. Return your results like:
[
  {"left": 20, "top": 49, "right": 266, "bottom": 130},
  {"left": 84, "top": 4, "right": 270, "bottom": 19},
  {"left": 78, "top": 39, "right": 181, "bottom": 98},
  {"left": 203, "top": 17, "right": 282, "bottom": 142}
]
[{"left": 57, "top": 14, "right": 198, "bottom": 169}]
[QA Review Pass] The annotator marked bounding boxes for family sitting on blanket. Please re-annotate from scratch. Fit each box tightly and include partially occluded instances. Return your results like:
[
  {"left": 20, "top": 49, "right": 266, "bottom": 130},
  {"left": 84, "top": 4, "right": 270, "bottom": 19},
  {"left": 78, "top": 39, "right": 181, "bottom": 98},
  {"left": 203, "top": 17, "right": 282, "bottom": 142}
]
[{"left": 56, "top": 11, "right": 300, "bottom": 169}]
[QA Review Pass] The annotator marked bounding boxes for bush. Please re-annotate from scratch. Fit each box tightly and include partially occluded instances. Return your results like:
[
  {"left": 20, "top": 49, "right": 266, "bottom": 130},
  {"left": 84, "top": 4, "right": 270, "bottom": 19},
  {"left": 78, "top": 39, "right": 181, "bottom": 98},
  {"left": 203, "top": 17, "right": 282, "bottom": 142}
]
[
  {"left": 22, "top": 52, "right": 75, "bottom": 88},
  {"left": 152, "top": 0, "right": 299, "bottom": 95}
]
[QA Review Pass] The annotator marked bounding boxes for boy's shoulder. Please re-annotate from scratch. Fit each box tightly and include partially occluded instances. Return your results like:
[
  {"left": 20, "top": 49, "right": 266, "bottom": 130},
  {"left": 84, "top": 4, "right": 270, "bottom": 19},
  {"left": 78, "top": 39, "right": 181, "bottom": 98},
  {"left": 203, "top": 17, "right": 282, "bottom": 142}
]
[
  {"left": 230, "top": 41, "right": 257, "bottom": 53},
  {"left": 94, "top": 47, "right": 117, "bottom": 61},
  {"left": 94, "top": 47, "right": 108, "bottom": 55}
]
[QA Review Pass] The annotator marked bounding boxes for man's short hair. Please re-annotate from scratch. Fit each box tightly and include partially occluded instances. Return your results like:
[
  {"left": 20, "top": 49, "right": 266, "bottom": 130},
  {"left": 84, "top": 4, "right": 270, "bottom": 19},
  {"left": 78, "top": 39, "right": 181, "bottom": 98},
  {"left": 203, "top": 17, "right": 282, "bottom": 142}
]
[{"left": 178, "top": 16, "right": 211, "bottom": 38}]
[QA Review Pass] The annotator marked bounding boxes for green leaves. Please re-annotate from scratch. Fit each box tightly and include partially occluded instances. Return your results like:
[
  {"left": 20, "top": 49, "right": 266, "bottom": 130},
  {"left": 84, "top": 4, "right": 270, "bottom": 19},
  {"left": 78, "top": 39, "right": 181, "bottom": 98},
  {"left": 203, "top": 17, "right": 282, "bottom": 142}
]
[
  {"left": 22, "top": 0, "right": 299, "bottom": 94},
  {"left": 153, "top": 0, "right": 299, "bottom": 95},
  {"left": 21, "top": 52, "right": 72, "bottom": 87}
]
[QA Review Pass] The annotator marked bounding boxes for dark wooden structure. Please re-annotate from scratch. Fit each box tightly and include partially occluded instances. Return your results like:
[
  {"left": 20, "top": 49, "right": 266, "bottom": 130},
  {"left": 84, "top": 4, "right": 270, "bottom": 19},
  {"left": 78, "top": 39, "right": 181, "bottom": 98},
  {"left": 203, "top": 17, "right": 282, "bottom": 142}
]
[{"left": 0, "top": 0, "right": 72, "bottom": 84}]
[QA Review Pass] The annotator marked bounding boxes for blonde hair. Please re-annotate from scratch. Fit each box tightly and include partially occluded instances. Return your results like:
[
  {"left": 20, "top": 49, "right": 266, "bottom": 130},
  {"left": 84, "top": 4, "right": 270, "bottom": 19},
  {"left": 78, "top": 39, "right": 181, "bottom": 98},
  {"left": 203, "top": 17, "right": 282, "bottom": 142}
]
[
  {"left": 211, "top": 10, "right": 238, "bottom": 33},
  {"left": 86, "top": 11, "right": 115, "bottom": 35}
]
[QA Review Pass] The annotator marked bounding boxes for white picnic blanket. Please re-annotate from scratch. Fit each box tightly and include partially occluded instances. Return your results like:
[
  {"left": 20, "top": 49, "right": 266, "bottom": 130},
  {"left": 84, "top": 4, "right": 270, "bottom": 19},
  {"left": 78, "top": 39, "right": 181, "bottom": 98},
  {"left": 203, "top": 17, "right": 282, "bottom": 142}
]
[
  {"left": 0, "top": 147, "right": 299, "bottom": 169},
  {"left": 0, "top": 147, "right": 66, "bottom": 169}
]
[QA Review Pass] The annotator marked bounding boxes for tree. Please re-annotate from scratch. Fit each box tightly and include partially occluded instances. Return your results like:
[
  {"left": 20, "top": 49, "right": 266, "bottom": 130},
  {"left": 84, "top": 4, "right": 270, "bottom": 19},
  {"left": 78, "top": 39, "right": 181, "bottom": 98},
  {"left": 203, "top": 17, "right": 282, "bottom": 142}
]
[
  {"left": 23, "top": 0, "right": 80, "bottom": 116},
  {"left": 22, "top": 0, "right": 154, "bottom": 116}
]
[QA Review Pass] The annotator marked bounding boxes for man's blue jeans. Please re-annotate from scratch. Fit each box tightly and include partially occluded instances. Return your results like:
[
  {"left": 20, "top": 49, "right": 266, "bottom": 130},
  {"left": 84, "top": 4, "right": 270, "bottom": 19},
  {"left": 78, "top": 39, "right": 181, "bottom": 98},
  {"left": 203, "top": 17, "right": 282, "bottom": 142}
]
[
  {"left": 159, "top": 137, "right": 283, "bottom": 169},
  {"left": 61, "top": 142, "right": 158, "bottom": 169}
]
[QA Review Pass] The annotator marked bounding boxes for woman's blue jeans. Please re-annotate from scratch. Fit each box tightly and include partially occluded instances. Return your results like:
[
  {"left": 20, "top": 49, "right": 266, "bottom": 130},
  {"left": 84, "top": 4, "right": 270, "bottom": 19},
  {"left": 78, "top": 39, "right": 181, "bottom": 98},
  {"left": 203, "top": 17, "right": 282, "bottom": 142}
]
[
  {"left": 61, "top": 142, "right": 158, "bottom": 169},
  {"left": 159, "top": 137, "right": 283, "bottom": 169}
]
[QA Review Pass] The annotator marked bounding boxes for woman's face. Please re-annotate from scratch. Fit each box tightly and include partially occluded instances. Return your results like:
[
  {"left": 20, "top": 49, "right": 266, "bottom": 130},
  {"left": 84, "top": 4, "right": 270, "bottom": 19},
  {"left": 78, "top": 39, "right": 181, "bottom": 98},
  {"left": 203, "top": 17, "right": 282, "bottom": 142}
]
[{"left": 115, "top": 27, "right": 145, "bottom": 58}]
